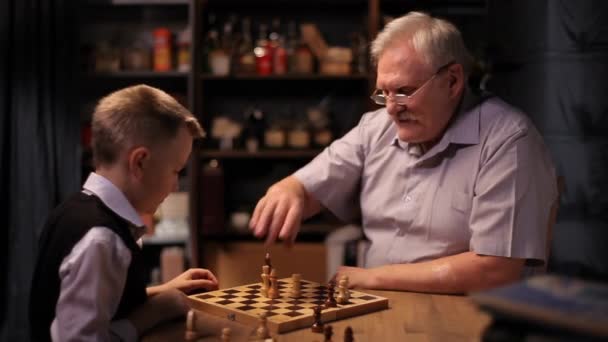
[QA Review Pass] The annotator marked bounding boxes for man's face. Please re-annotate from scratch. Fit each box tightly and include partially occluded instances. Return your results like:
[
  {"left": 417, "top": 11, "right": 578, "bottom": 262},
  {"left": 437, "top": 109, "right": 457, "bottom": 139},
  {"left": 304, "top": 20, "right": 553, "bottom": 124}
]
[
  {"left": 138, "top": 126, "right": 193, "bottom": 214},
  {"left": 376, "top": 42, "right": 457, "bottom": 145}
]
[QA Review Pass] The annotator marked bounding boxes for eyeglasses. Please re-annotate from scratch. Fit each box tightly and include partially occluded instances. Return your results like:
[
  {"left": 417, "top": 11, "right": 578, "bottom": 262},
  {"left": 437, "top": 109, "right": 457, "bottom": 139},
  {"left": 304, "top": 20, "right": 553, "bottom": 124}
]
[{"left": 370, "top": 61, "right": 455, "bottom": 106}]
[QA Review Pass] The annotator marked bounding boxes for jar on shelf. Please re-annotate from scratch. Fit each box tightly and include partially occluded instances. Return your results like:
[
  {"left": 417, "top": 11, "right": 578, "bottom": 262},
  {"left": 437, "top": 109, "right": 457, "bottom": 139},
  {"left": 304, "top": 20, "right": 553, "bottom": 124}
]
[
  {"left": 287, "top": 122, "right": 311, "bottom": 149},
  {"left": 153, "top": 27, "right": 172, "bottom": 71},
  {"left": 264, "top": 123, "right": 286, "bottom": 149}
]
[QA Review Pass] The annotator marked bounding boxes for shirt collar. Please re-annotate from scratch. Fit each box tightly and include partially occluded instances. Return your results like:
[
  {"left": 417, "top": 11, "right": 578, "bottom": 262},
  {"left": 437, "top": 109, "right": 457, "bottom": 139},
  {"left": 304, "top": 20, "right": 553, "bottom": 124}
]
[
  {"left": 389, "top": 87, "right": 485, "bottom": 156},
  {"left": 82, "top": 172, "right": 146, "bottom": 240}
]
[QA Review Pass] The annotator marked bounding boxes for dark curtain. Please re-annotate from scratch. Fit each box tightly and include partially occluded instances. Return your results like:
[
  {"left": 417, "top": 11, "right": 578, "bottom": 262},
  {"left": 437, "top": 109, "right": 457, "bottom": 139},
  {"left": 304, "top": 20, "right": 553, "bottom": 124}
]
[
  {"left": 487, "top": 0, "right": 608, "bottom": 281},
  {"left": 0, "top": 0, "right": 79, "bottom": 340}
]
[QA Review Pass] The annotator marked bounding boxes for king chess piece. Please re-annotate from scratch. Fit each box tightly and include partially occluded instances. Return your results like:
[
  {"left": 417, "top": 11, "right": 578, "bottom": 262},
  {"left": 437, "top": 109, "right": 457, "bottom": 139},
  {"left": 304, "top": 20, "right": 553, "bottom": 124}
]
[{"left": 267, "top": 269, "right": 279, "bottom": 299}]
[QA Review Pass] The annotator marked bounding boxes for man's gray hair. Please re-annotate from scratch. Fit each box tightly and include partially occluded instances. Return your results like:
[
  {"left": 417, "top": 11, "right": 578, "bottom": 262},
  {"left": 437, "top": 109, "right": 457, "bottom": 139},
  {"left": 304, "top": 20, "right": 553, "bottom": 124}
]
[{"left": 371, "top": 12, "right": 473, "bottom": 77}]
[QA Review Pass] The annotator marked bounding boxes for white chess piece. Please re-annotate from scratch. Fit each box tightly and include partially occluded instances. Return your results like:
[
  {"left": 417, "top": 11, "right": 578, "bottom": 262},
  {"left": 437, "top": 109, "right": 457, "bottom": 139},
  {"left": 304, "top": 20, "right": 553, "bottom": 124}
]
[
  {"left": 290, "top": 273, "right": 301, "bottom": 298},
  {"left": 337, "top": 276, "right": 350, "bottom": 304}
]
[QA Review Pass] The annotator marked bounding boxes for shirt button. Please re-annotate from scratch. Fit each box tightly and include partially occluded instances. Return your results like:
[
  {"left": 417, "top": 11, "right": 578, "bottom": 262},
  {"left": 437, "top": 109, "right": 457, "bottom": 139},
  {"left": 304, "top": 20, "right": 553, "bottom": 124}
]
[{"left": 405, "top": 196, "right": 412, "bottom": 202}]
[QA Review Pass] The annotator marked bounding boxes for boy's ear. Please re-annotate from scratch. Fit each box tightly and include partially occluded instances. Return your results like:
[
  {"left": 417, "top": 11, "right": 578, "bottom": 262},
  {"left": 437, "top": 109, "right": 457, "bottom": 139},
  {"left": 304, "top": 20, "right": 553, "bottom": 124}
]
[{"left": 128, "top": 146, "right": 149, "bottom": 180}]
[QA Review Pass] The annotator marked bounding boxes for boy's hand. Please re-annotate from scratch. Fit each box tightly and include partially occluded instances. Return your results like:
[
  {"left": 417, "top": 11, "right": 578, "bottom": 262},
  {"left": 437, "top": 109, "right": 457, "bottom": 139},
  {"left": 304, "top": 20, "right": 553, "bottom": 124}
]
[{"left": 163, "top": 268, "right": 219, "bottom": 294}]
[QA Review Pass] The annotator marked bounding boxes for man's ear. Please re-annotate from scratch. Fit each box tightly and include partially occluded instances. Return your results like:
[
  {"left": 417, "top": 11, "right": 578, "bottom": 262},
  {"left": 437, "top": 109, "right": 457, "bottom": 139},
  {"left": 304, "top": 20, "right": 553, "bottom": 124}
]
[
  {"left": 128, "top": 146, "right": 149, "bottom": 180},
  {"left": 447, "top": 63, "right": 465, "bottom": 99}
]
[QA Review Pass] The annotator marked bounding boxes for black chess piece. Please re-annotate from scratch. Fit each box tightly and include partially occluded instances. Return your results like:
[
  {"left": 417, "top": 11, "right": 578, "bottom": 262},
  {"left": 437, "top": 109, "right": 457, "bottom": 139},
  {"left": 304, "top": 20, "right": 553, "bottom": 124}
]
[
  {"left": 323, "top": 324, "right": 333, "bottom": 342},
  {"left": 311, "top": 305, "right": 324, "bottom": 333},
  {"left": 344, "top": 326, "right": 354, "bottom": 342},
  {"left": 324, "top": 281, "right": 337, "bottom": 308}
]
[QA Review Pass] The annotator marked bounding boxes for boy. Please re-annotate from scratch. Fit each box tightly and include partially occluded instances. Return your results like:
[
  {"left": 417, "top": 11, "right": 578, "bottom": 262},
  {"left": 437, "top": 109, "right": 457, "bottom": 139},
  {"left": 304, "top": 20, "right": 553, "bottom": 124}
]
[{"left": 29, "top": 85, "right": 218, "bottom": 341}]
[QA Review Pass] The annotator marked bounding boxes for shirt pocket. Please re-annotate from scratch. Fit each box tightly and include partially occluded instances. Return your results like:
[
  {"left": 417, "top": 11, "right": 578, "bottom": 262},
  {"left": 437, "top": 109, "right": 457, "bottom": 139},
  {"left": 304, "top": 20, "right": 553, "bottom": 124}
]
[{"left": 451, "top": 191, "right": 472, "bottom": 214}]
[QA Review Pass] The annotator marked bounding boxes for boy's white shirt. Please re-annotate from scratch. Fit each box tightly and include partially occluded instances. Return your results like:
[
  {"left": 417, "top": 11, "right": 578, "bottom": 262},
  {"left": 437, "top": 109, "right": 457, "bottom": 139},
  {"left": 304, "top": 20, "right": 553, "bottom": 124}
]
[{"left": 51, "top": 172, "right": 145, "bottom": 342}]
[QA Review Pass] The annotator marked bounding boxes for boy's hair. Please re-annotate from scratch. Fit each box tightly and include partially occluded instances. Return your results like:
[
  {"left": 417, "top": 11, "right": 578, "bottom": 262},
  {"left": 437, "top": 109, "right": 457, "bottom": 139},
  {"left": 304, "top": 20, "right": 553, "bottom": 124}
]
[
  {"left": 91, "top": 84, "right": 204, "bottom": 167},
  {"left": 371, "top": 11, "right": 473, "bottom": 77}
]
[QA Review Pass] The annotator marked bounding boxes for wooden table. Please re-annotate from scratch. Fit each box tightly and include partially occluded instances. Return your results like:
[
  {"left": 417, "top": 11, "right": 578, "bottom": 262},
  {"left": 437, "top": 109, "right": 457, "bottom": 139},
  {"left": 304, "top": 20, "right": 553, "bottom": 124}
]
[{"left": 143, "top": 290, "right": 492, "bottom": 342}]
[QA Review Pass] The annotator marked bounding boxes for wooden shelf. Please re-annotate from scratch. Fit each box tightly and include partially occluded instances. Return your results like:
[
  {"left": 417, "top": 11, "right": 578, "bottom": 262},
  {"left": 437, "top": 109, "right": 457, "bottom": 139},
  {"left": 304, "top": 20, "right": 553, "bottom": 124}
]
[
  {"left": 85, "top": 0, "right": 189, "bottom": 5},
  {"left": 200, "top": 149, "right": 323, "bottom": 159},
  {"left": 86, "top": 70, "right": 189, "bottom": 79},
  {"left": 200, "top": 74, "right": 370, "bottom": 81}
]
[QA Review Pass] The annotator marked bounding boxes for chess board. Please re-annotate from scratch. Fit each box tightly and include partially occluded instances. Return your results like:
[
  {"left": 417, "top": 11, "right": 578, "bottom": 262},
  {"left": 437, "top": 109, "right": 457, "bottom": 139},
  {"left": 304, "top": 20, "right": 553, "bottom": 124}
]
[{"left": 187, "top": 278, "right": 389, "bottom": 334}]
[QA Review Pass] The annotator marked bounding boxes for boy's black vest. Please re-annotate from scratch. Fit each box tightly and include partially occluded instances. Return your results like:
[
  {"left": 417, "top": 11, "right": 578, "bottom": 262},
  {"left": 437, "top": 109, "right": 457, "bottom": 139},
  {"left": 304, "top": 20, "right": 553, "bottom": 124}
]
[{"left": 29, "top": 192, "right": 147, "bottom": 342}]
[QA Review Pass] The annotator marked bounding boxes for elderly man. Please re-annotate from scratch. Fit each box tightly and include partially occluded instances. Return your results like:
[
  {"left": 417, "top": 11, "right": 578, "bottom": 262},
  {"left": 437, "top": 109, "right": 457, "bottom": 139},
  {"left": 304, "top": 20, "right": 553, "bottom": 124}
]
[{"left": 249, "top": 12, "right": 557, "bottom": 294}]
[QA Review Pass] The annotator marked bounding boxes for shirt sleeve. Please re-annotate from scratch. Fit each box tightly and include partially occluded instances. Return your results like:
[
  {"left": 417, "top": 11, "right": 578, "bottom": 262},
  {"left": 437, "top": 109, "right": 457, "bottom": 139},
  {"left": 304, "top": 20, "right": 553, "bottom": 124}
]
[
  {"left": 51, "top": 227, "right": 137, "bottom": 342},
  {"left": 294, "top": 114, "right": 368, "bottom": 222},
  {"left": 469, "top": 124, "right": 557, "bottom": 264}
]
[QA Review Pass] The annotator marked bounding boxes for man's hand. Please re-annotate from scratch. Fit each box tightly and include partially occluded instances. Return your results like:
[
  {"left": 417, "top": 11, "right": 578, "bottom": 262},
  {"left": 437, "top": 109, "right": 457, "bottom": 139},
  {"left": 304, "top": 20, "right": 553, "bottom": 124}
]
[
  {"left": 149, "top": 268, "right": 219, "bottom": 296},
  {"left": 249, "top": 176, "right": 314, "bottom": 246}
]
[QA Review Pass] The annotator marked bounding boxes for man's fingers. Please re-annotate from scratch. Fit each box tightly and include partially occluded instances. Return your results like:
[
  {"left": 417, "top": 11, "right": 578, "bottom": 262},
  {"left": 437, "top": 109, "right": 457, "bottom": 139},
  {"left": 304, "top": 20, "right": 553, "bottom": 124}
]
[
  {"left": 256, "top": 199, "right": 277, "bottom": 238},
  {"left": 279, "top": 204, "right": 302, "bottom": 241},
  {"left": 265, "top": 202, "right": 288, "bottom": 246},
  {"left": 249, "top": 197, "right": 266, "bottom": 231}
]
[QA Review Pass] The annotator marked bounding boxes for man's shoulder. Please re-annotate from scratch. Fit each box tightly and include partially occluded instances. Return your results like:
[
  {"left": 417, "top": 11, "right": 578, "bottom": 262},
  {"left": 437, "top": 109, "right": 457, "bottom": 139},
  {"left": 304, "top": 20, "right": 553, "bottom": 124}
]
[
  {"left": 478, "top": 95, "right": 535, "bottom": 137},
  {"left": 357, "top": 108, "right": 397, "bottom": 144}
]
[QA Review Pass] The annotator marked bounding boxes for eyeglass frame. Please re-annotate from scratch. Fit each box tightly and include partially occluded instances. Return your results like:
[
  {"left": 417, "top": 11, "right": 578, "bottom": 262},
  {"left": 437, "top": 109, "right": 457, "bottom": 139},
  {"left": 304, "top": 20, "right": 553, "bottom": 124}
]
[{"left": 370, "top": 61, "right": 456, "bottom": 106}]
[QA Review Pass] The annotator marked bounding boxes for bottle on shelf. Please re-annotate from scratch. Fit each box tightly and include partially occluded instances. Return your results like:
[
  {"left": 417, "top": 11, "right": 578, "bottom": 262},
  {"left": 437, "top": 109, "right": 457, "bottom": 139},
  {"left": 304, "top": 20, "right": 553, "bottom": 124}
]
[
  {"left": 269, "top": 18, "right": 287, "bottom": 75},
  {"left": 236, "top": 17, "right": 256, "bottom": 74},
  {"left": 177, "top": 27, "right": 192, "bottom": 72},
  {"left": 254, "top": 23, "right": 272, "bottom": 76},
  {"left": 293, "top": 25, "right": 314, "bottom": 74},
  {"left": 243, "top": 106, "right": 266, "bottom": 152}
]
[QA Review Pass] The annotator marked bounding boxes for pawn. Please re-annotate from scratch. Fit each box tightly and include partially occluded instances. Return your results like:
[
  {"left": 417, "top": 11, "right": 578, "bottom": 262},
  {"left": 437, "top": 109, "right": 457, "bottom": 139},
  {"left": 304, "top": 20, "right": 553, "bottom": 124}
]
[
  {"left": 220, "top": 327, "right": 231, "bottom": 342},
  {"left": 256, "top": 312, "right": 271, "bottom": 340},
  {"left": 323, "top": 325, "right": 333, "bottom": 342},
  {"left": 324, "top": 281, "right": 337, "bottom": 308},
  {"left": 311, "top": 305, "right": 324, "bottom": 333},
  {"left": 184, "top": 309, "right": 199, "bottom": 341},
  {"left": 344, "top": 326, "right": 354, "bottom": 342}
]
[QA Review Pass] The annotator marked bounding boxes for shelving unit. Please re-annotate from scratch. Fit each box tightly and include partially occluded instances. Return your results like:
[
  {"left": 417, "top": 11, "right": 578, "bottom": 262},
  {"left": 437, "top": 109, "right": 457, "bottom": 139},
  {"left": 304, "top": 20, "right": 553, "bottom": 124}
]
[
  {"left": 76, "top": 0, "right": 489, "bottom": 274},
  {"left": 188, "top": 0, "right": 381, "bottom": 268}
]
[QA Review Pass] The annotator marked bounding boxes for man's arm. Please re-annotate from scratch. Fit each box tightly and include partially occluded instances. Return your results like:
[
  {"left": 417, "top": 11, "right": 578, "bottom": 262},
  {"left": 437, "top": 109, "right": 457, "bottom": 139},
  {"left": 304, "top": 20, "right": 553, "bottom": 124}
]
[{"left": 336, "top": 251, "right": 524, "bottom": 294}]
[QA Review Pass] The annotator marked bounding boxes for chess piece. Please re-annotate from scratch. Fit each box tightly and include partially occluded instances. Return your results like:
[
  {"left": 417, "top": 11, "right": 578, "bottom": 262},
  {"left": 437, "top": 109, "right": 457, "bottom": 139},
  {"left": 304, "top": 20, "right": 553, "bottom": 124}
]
[
  {"left": 265, "top": 252, "right": 272, "bottom": 270},
  {"left": 256, "top": 312, "right": 271, "bottom": 339},
  {"left": 311, "top": 305, "right": 324, "bottom": 333},
  {"left": 261, "top": 265, "right": 270, "bottom": 297},
  {"left": 220, "top": 327, "right": 231, "bottom": 342},
  {"left": 324, "top": 281, "right": 337, "bottom": 308},
  {"left": 267, "top": 268, "right": 279, "bottom": 299},
  {"left": 344, "top": 326, "right": 354, "bottom": 342},
  {"left": 290, "top": 273, "right": 301, "bottom": 298},
  {"left": 336, "top": 275, "right": 350, "bottom": 304},
  {"left": 184, "top": 309, "right": 199, "bottom": 341},
  {"left": 323, "top": 325, "right": 333, "bottom": 342}
]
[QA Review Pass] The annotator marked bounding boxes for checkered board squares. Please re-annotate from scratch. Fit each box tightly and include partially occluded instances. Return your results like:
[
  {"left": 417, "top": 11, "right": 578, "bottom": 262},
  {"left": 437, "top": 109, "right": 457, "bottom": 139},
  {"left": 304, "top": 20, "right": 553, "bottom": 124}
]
[{"left": 187, "top": 278, "right": 388, "bottom": 334}]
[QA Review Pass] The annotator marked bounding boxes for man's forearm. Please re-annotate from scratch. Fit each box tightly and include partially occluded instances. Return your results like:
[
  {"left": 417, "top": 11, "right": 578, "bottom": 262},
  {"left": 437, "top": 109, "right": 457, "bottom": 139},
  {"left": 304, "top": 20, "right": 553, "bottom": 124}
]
[{"left": 369, "top": 252, "right": 524, "bottom": 294}]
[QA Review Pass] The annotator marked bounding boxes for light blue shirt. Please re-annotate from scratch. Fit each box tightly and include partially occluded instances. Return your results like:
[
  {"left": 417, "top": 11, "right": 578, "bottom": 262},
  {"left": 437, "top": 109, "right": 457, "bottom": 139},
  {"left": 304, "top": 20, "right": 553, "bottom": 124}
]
[
  {"left": 51, "top": 172, "right": 145, "bottom": 342},
  {"left": 295, "top": 91, "right": 557, "bottom": 268}
]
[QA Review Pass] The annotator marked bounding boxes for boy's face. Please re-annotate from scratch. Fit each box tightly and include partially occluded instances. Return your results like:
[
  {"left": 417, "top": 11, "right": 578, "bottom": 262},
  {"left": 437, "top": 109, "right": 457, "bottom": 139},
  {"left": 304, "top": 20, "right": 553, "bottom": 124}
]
[{"left": 138, "top": 125, "right": 193, "bottom": 214}]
